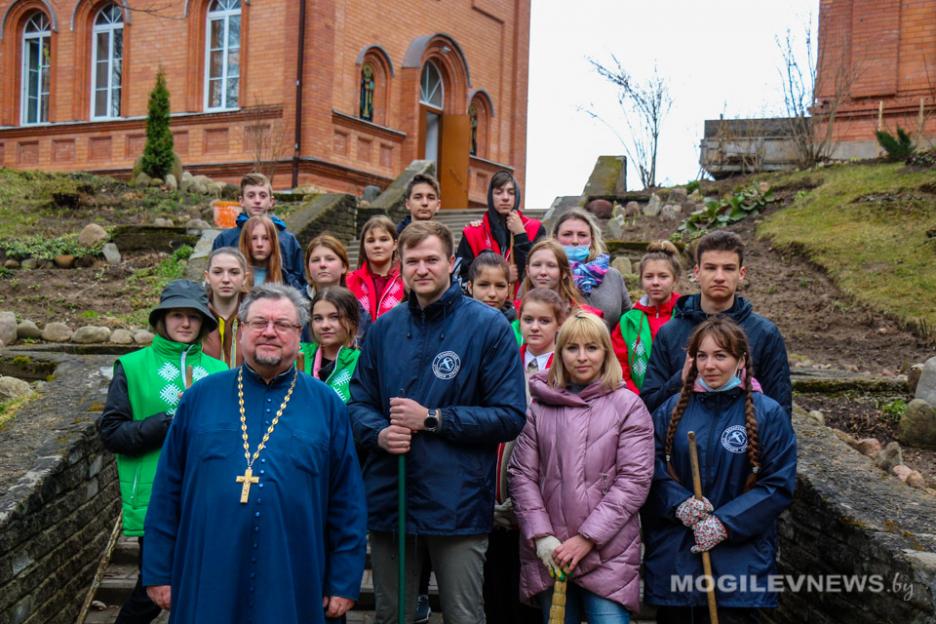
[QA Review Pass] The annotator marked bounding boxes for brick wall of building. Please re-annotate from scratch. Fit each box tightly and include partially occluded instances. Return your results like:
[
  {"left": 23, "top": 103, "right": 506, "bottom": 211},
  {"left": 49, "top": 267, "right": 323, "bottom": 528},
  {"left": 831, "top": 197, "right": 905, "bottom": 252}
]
[{"left": 0, "top": 0, "right": 529, "bottom": 200}]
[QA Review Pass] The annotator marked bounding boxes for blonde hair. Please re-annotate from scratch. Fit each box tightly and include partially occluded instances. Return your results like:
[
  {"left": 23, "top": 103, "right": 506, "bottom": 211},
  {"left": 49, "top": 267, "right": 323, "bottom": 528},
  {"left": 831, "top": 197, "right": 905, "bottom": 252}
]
[
  {"left": 551, "top": 208, "right": 607, "bottom": 260},
  {"left": 547, "top": 311, "right": 622, "bottom": 390}
]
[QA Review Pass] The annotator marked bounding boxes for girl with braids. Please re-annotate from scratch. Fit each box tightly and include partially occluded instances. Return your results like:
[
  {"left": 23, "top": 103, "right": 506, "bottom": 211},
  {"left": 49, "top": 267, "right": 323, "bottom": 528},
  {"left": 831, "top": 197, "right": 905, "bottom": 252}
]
[
  {"left": 642, "top": 317, "right": 797, "bottom": 623},
  {"left": 509, "top": 312, "right": 654, "bottom": 623},
  {"left": 611, "top": 240, "right": 682, "bottom": 394}
]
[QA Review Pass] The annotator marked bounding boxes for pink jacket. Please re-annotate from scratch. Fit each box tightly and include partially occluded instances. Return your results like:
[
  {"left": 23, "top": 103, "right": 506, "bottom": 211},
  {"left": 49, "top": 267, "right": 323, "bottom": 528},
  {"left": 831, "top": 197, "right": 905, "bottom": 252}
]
[{"left": 508, "top": 372, "right": 654, "bottom": 612}]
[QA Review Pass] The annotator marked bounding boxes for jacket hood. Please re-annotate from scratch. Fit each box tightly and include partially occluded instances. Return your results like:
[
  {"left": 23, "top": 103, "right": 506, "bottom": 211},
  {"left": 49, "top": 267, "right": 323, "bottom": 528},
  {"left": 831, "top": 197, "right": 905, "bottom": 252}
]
[
  {"left": 673, "top": 293, "right": 753, "bottom": 324},
  {"left": 528, "top": 371, "right": 621, "bottom": 407},
  {"left": 485, "top": 172, "right": 523, "bottom": 251}
]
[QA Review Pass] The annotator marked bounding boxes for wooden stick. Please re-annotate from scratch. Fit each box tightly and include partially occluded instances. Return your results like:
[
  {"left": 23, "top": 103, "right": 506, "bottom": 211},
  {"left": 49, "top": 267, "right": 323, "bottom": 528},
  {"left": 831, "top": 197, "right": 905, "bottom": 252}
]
[
  {"left": 184, "top": 365, "right": 193, "bottom": 389},
  {"left": 688, "top": 431, "right": 719, "bottom": 624},
  {"left": 548, "top": 578, "right": 567, "bottom": 624},
  {"left": 296, "top": 352, "right": 305, "bottom": 373},
  {"left": 75, "top": 511, "right": 123, "bottom": 624}
]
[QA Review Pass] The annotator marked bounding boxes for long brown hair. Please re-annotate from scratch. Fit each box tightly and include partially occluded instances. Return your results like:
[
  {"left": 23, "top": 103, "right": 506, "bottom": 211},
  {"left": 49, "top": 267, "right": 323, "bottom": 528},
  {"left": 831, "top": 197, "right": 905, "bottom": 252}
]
[
  {"left": 239, "top": 216, "right": 283, "bottom": 285},
  {"left": 310, "top": 286, "right": 360, "bottom": 348},
  {"left": 520, "top": 239, "right": 584, "bottom": 307},
  {"left": 663, "top": 317, "right": 761, "bottom": 491}
]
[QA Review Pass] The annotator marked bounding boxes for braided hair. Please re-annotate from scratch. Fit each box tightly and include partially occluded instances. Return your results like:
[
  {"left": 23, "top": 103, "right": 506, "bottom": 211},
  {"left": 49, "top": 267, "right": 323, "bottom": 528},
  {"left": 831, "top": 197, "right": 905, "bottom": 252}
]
[{"left": 663, "top": 317, "right": 761, "bottom": 491}]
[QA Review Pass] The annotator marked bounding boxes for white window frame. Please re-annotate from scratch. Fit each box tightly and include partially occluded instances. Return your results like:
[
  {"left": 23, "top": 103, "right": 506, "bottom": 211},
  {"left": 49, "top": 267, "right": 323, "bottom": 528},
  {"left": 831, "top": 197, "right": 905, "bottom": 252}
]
[
  {"left": 20, "top": 13, "right": 51, "bottom": 126},
  {"left": 419, "top": 60, "right": 444, "bottom": 110},
  {"left": 204, "top": 0, "right": 241, "bottom": 112},
  {"left": 91, "top": 5, "right": 124, "bottom": 120}
]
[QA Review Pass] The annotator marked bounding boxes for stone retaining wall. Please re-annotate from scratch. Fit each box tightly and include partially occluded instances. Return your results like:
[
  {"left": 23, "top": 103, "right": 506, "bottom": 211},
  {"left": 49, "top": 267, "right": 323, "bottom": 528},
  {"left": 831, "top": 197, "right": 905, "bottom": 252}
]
[
  {"left": 766, "top": 412, "right": 936, "bottom": 623},
  {"left": 0, "top": 352, "right": 118, "bottom": 624},
  {"left": 286, "top": 193, "right": 358, "bottom": 247}
]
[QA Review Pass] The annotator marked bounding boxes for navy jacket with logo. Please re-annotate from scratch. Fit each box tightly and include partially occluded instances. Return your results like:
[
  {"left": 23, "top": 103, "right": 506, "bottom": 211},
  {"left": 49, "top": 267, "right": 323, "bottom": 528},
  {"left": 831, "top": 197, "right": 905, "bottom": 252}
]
[
  {"left": 349, "top": 282, "right": 526, "bottom": 535},
  {"left": 641, "top": 389, "right": 796, "bottom": 608},
  {"left": 640, "top": 294, "right": 792, "bottom": 416}
]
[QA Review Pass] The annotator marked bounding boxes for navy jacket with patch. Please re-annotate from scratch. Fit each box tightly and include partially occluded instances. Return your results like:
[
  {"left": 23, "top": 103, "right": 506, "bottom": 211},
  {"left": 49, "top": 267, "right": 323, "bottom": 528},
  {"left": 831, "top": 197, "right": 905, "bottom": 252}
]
[
  {"left": 349, "top": 282, "right": 526, "bottom": 535},
  {"left": 642, "top": 389, "right": 796, "bottom": 608},
  {"left": 640, "top": 294, "right": 792, "bottom": 416},
  {"left": 212, "top": 213, "right": 306, "bottom": 291}
]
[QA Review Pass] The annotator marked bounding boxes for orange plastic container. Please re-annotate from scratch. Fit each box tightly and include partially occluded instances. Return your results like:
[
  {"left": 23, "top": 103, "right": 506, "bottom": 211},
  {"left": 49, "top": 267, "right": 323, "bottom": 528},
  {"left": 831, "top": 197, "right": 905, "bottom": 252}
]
[{"left": 212, "top": 200, "right": 241, "bottom": 228}]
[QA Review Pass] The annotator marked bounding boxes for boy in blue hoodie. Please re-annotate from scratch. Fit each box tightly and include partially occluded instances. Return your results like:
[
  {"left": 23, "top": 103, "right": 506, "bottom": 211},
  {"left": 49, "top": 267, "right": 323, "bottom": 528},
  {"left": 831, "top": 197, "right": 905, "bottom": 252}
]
[{"left": 211, "top": 172, "right": 306, "bottom": 291}]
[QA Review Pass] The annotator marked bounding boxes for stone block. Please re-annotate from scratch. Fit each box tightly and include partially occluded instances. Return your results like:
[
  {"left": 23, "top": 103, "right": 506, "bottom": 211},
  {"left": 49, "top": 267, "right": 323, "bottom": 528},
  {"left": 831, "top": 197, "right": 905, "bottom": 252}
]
[
  {"left": 660, "top": 204, "right": 682, "bottom": 221},
  {"left": 286, "top": 193, "right": 358, "bottom": 248},
  {"left": 164, "top": 173, "right": 178, "bottom": 191},
  {"left": 898, "top": 399, "right": 936, "bottom": 449},
  {"left": 133, "top": 330, "right": 154, "bottom": 345},
  {"left": 612, "top": 256, "right": 632, "bottom": 276},
  {"left": 908, "top": 362, "right": 924, "bottom": 394},
  {"left": 543, "top": 195, "right": 584, "bottom": 230},
  {"left": 0, "top": 311, "right": 17, "bottom": 346},
  {"left": 0, "top": 376, "right": 32, "bottom": 401},
  {"left": 102, "top": 243, "right": 121, "bottom": 265},
  {"left": 77, "top": 223, "right": 107, "bottom": 247},
  {"left": 584, "top": 198, "right": 613, "bottom": 218},
  {"left": 41, "top": 322, "right": 72, "bottom": 343},
  {"left": 52, "top": 255, "right": 75, "bottom": 269},
  {"left": 875, "top": 441, "right": 903, "bottom": 472},
  {"left": 914, "top": 356, "right": 936, "bottom": 407},
  {"left": 855, "top": 438, "right": 881, "bottom": 457},
  {"left": 71, "top": 326, "right": 111, "bottom": 344},
  {"left": 892, "top": 464, "right": 912, "bottom": 482},
  {"left": 16, "top": 320, "right": 41, "bottom": 339},
  {"left": 581, "top": 155, "right": 627, "bottom": 198},
  {"left": 109, "top": 329, "right": 133, "bottom": 345},
  {"left": 643, "top": 193, "right": 662, "bottom": 217}
]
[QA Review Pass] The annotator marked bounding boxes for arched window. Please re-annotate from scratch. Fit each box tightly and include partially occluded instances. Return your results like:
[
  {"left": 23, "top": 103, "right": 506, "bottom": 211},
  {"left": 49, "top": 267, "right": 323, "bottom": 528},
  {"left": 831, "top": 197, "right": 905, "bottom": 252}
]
[
  {"left": 91, "top": 4, "right": 123, "bottom": 119},
  {"left": 21, "top": 11, "right": 51, "bottom": 125},
  {"left": 205, "top": 0, "right": 240, "bottom": 111},
  {"left": 359, "top": 63, "right": 375, "bottom": 122},
  {"left": 419, "top": 61, "right": 443, "bottom": 110}
]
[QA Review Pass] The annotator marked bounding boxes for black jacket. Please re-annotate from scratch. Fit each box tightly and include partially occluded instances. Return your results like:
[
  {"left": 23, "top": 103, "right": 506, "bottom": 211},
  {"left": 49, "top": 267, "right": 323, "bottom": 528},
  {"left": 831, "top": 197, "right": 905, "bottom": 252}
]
[{"left": 97, "top": 362, "right": 172, "bottom": 456}]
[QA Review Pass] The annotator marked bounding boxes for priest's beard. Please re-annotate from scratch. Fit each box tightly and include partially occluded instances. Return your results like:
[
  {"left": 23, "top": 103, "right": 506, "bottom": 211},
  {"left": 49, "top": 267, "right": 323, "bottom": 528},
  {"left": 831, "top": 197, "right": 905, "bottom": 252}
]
[{"left": 255, "top": 352, "right": 283, "bottom": 367}]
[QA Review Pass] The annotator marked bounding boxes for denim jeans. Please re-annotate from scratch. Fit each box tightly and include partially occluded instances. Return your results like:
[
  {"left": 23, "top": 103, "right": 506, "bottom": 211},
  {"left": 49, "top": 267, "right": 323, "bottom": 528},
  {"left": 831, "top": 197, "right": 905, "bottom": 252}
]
[{"left": 537, "top": 583, "right": 631, "bottom": 624}]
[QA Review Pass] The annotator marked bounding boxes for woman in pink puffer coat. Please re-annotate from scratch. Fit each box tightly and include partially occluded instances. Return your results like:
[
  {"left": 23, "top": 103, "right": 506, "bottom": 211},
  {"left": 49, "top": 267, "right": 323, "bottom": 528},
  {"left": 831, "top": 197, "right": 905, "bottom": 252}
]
[{"left": 509, "top": 312, "right": 654, "bottom": 623}]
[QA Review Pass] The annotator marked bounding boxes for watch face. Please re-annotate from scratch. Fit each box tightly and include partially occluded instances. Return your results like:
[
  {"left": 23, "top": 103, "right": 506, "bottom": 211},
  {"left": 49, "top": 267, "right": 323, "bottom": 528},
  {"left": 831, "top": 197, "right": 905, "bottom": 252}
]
[{"left": 425, "top": 415, "right": 439, "bottom": 429}]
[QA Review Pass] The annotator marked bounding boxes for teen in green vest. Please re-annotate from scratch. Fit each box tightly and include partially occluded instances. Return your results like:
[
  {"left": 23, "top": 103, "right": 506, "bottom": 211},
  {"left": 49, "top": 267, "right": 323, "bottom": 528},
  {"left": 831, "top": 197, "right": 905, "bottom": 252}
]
[
  {"left": 299, "top": 286, "right": 361, "bottom": 403},
  {"left": 98, "top": 279, "right": 226, "bottom": 623},
  {"left": 611, "top": 241, "right": 682, "bottom": 394}
]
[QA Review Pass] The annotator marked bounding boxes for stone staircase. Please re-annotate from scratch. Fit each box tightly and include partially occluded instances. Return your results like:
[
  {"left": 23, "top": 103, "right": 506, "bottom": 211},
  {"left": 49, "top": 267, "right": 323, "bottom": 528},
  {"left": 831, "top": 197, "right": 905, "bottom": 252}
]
[{"left": 346, "top": 208, "right": 548, "bottom": 268}]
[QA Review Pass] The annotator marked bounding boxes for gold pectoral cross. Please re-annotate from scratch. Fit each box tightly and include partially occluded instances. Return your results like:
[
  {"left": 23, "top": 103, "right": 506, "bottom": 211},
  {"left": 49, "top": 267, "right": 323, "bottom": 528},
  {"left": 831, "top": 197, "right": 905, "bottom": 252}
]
[{"left": 236, "top": 466, "right": 260, "bottom": 504}]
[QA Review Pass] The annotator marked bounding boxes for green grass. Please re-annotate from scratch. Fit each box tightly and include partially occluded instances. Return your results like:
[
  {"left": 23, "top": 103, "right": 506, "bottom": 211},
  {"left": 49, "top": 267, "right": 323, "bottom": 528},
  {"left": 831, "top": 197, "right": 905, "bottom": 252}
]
[
  {"left": 0, "top": 392, "right": 35, "bottom": 432},
  {"left": 759, "top": 162, "right": 936, "bottom": 338}
]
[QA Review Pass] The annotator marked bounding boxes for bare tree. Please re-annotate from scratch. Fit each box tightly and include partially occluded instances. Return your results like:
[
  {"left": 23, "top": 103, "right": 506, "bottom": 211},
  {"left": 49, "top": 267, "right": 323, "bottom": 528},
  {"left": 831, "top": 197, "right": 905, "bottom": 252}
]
[
  {"left": 777, "top": 23, "right": 859, "bottom": 166},
  {"left": 588, "top": 56, "right": 671, "bottom": 189},
  {"left": 244, "top": 102, "right": 291, "bottom": 186}
]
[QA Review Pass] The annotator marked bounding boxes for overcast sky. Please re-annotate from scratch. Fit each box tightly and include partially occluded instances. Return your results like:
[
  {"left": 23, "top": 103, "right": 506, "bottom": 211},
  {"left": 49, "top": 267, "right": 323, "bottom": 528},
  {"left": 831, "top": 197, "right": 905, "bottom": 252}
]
[{"left": 525, "top": 0, "right": 819, "bottom": 208}]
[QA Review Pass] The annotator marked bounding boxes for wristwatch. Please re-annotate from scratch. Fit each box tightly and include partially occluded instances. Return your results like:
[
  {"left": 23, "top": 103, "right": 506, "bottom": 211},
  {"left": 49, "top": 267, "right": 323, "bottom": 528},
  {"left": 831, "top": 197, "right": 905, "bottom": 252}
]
[{"left": 424, "top": 408, "right": 440, "bottom": 432}]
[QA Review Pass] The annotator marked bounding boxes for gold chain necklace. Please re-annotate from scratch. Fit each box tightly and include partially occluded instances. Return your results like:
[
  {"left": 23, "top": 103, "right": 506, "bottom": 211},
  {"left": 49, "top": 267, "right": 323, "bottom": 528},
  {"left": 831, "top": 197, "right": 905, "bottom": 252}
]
[{"left": 234, "top": 366, "right": 298, "bottom": 503}]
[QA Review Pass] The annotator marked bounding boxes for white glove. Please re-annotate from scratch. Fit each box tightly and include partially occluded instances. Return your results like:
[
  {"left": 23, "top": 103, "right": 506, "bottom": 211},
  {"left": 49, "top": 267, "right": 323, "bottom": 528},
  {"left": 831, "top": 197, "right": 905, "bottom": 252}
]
[{"left": 535, "top": 535, "right": 562, "bottom": 576}]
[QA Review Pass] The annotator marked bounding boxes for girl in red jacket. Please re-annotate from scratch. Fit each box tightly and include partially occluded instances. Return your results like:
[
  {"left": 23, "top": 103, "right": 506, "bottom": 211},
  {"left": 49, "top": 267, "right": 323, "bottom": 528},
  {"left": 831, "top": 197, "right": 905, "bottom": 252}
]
[
  {"left": 346, "top": 215, "right": 406, "bottom": 322},
  {"left": 612, "top": 240, "right": 682, "bottom": 394}
]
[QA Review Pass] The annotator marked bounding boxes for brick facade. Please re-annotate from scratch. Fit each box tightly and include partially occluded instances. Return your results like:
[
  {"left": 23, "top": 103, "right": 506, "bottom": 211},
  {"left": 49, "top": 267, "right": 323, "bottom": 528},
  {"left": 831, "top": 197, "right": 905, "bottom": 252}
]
[
  {"left": 0, "top": 0, "right": 530, "bottom": 206},
  {"left": 817, "top": 0, "right": 936, "bottom": 157}
]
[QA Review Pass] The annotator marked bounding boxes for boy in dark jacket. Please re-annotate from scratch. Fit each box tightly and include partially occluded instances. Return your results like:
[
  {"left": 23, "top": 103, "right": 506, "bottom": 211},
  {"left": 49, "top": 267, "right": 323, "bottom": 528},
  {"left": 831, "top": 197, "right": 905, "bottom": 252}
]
[
  {"left": 640, "top": 230, "right": 792, "bottom": 416},
  {"left": 349, "top": 221, "right": 526, "bottom": 624},
  {"left": 211, "top": 172, "right": 306, "bottom": 291}
]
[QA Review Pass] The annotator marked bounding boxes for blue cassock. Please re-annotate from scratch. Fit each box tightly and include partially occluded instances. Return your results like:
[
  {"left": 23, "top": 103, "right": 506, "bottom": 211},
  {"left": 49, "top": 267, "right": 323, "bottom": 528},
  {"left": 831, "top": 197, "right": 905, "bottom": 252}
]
[{"left": 142, "top": 364, "right": 367, "bottom": 624}]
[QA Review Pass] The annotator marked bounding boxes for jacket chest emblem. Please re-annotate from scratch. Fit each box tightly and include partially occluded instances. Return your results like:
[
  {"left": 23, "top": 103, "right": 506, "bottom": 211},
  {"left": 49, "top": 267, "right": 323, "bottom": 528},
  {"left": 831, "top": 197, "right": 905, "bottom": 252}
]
[
  {"left": 432, "top": 351, "right": 461, "bottom": 380},
  {"left": 720, "top": 425, "right": 748, "bottom": 454}
]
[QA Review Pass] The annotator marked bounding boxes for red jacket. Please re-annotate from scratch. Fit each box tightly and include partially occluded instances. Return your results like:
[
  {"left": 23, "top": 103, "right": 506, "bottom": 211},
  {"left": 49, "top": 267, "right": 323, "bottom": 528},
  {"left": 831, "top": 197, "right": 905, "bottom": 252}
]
[
  {"left": 346, "top": 262, "right": 405, "bottom": 322},
  {"left": 462, "top": 211, "right": 542, "bottom": 262},
  {"left": 611, "top": 292, "right": 680, "bottom": 393}
]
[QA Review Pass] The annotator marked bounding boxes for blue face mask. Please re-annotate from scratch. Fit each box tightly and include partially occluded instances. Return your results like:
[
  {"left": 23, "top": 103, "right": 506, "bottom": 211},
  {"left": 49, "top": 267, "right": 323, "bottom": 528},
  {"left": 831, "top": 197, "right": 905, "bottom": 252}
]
[
  {"left": 697, "top": 374, "right": 743, "bottom": 393},
  {"left": 563, "top": 245, "right": 590, "bottom": 264}
]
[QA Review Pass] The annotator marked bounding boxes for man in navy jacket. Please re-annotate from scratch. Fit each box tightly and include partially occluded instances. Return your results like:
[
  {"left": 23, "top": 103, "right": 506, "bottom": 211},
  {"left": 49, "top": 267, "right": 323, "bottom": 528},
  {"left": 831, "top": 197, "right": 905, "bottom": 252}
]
[
  {"left": 640, "top": 230, "right": 792, "bottom": 416},
  {"left": 349, "top": 220, "right": 526, "bottom": 624},
  {"left": 211, "top": 172, "right": 306, "bottom": 291}
]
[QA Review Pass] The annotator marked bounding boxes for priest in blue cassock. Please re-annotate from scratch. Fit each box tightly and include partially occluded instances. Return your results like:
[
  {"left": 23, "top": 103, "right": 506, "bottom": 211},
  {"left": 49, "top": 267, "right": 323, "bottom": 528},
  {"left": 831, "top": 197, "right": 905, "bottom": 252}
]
[{"left": 142, "top": 283, "right": 367, "bottom": 624}]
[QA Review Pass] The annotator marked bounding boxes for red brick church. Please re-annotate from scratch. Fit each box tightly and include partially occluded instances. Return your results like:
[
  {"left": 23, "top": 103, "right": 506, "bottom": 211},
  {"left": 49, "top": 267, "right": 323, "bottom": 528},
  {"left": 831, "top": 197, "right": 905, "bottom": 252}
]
[
  {"left": 0, "top": 0, "right": 531, "bottom": 207},
  {"left": 817, "top": 0, "right": 936, "bottom": 157}
]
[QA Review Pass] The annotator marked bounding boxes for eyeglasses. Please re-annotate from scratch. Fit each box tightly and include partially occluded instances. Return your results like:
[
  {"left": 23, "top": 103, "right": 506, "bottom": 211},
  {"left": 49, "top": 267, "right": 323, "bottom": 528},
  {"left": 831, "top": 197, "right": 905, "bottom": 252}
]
[{"left": 244, "top": 318, "right": 301, "bottom": 333}]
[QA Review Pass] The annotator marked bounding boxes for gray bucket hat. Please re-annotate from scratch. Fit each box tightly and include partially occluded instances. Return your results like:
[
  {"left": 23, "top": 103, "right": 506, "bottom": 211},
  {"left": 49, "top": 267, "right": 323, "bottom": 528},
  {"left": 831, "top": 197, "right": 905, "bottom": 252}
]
[{"left": 148, "top": 279, "right": 218, "bottom": 333}]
